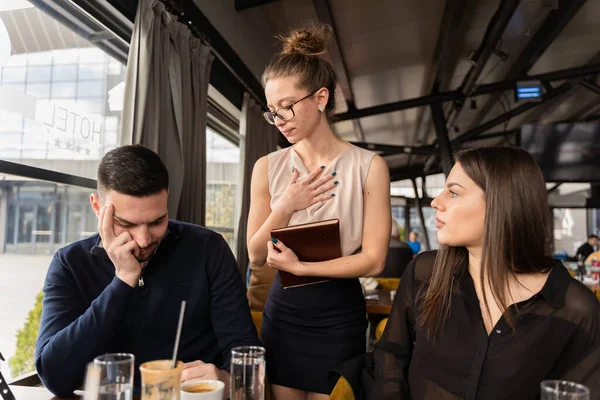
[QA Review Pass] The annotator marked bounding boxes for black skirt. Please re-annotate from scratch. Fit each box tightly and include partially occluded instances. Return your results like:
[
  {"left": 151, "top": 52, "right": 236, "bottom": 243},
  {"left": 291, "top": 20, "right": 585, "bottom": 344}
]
[{"left": 261, "top": 272, "right": 368, "bottom": 394}]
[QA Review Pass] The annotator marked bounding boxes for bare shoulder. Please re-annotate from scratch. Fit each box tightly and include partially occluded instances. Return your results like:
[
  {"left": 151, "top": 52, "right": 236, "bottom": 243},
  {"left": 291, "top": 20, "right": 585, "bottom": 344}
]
[
  {"left": 250, "top": 155, "right": 270, "bottom": 195},
  {"left": 365, "top": 154, "right": 390, "bottom": 187},
  {"left": 369, "top": 154, "right": 389, "bottom": 172},
  {"left": 253, "top": 155, "right": 268, "bottom": 172}
]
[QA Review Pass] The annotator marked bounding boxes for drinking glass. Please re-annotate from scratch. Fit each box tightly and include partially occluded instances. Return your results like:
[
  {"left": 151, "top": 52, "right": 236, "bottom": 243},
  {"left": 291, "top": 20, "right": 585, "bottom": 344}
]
[
  {"left": 139, "top": 360, "right": 183, "bottom": 400},
  {"left": 230, "top": 346, "right": 265, "bottom": 400},
  {"left": 541, "top": 380, "right": 590, "bottom": 400},
  {"left": 93, "top": 353, "right": 135, "bottom": 400}
]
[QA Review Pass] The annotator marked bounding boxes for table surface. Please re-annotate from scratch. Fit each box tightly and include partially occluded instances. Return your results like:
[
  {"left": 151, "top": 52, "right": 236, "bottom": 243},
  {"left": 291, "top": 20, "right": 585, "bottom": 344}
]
[
  {"left": 9, "top": 386, "right": 141, "bottom": 400},
  {"left": 365, "top": 289, "right": 393, "bottom": 315},
  {"left": 10, "top": 386, "right": 82, "bottom": 400}
]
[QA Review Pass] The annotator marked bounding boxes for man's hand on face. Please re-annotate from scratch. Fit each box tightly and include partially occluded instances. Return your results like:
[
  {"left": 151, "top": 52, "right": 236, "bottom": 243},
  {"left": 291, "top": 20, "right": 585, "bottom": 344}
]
[{"left": 98, "top": 203, "right": 142, "bottom": 287}]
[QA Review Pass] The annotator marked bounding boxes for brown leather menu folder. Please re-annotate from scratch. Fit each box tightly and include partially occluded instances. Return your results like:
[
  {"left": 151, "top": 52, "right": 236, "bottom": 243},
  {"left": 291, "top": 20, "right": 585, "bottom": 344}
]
[{"left": 270, "top": 218, "right": 342, "bottom": 289}]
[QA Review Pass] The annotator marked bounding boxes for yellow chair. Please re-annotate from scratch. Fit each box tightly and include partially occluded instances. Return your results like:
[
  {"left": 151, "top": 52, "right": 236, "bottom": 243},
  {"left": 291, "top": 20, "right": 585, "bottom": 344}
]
[
  {"left": 329, "top": 376, "right": 355, "bottom": 400},
  {"left": 375, "top": 278, "right": 400, "bottom": 290},
  {"left": 375, "top": 318, "right": 388, "bottom": 342},
  {"left": 251, "top": 310, "right": 263, "bottom": 339}
]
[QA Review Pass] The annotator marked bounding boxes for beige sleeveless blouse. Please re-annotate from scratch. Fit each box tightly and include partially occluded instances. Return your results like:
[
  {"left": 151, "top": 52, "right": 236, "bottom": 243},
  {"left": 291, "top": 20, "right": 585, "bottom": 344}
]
[{"left": 268, "top": 145, "right": 377, "bottom": 257}]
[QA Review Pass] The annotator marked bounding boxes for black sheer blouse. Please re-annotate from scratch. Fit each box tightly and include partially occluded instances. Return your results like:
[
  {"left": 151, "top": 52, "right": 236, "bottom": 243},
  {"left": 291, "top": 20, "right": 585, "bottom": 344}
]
[{"left": 372, "top": 251, "right": 600, "bottom": 400}]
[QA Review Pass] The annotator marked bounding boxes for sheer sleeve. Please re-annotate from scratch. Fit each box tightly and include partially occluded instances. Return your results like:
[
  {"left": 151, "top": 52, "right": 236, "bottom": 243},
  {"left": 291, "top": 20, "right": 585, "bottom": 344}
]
[
  {"left": 554, "top": 285, "right": 600, "bottom": 395},
  {"left": 371, "top": 254, "right": 420, "bottom": 399}
]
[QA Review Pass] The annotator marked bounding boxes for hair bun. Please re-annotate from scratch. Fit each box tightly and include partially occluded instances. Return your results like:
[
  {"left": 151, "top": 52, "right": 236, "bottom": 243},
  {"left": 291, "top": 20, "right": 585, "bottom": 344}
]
[{"left": 278, "top": 24, "right": 331, "bottom": 56}]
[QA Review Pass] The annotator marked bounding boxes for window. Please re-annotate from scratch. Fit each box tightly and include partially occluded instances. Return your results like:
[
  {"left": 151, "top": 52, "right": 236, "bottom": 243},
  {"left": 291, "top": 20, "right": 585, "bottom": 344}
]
[
  {"left": 52, "top": 65, "right": 78, "bottom": 81},
  {"left": 51, "top": 82, "right": 77, "bottom": 98},
  {"left": 0, "top": 174, "right": 98, "bottom": 380},
  {"left": 0, "top": 0, "right": 128, "bottom": 381},
  {"left": 0, "top": 15, "right": 127, "bottom": 180},
  {"left": 590, "top": 209, "right": 600, "bottom": 238},
  {"left": 409, "top": 206, "right": 438, "bottom": 251},
  {"left": 26, "top": 66, "right": 52, "bottom": 82},
  {"left": 77, "top": 80, "right": 105, "bottom": 98},
  {"left": 391, "top": 206, "right": 407, "bottom": 241},
  {"left": 205, "top": 126, "right": 240, "bottom": 252},
  {"left": 553, "top": 208, "right": 588, "bottom": 257}
]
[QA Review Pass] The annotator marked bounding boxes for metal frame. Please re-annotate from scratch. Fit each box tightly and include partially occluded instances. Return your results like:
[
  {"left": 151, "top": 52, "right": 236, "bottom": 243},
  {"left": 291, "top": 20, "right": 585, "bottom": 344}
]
[
  {"left": 452, "top": 129, "right": 518, "bottom": 146},
  {"left": 547, "top": 183, "right": 562, "bottom": 194},
  {"left": 234, "top": 0, "right": 281, "bottom": 11},
  {"left": 350, "top": 142, "right": 434, "bottom": 156},
  {"left": 581, "top": 79, "right": 600, "bottom": 96},
  {"left": 389, "top": 165, "right": 440, "bottom": 183},
  {"left": 430, "top": 101, "right": 453, "bottom": 176},
  {"left": 334, "top": 63, "right": 600, "bottom": 122},
  {"left": 467, "top": 0, "right": 587, "bottom": 131},
  {"left": 0, "top": 161, "right": 97, "bottom": 189},
  {"left": 444, "top": 0, "right": 521, "bottom": 131},
  {"left": 28, "top": 0, "right": 130, "bottom": 64},
  {"left": 0, "top": 353, "right": 16, "bottom": 399},
  {"left": 453, "top": 82, "right": 573, "bottom": 143},
  {"left": 411, "top": 179, "right": 431, "bottom": 250},
  {"left": 335, "top": 91, "right": 460, "bottom": 121},
  {"left": 410, "top": 0, "right": 474, "bottom": 167},
  {"left": 313, "top": 0, "right": 366, "bottom": 142}
]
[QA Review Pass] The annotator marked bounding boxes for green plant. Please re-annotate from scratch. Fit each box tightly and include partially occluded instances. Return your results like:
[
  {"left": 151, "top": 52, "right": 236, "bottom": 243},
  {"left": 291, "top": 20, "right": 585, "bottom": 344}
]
[
  {"left": 9, "top": 290, "right": 43, "bottom": 378},
  {"left": 399, "top": 226, "right": 406, "bottom": 242}
]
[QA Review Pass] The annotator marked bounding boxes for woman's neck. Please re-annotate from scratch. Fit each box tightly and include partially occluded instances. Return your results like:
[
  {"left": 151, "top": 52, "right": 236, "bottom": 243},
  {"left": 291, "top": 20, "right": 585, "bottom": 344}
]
[
  {"left": 467, "top": 246, "right": 548, "bottom": 303},
  {"left": 293, "top": 121, "right": 345, "bottom": 162},
  {"left": 467, "top": 246, "right": 484, "bottom": 282}
]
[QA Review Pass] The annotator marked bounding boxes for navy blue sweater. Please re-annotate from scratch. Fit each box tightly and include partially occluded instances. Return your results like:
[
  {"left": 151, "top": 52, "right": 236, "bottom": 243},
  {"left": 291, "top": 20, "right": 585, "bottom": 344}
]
[{"left": 35, "top": 220, "right": 260, "bottom": 397}]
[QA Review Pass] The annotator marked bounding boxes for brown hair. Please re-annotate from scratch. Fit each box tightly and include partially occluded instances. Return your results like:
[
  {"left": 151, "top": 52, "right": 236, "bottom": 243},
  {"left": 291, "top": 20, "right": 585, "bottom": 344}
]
[
  {"left": 417, "top": 146, "right": 552, "bottom": 339},
  {"left": 262, "top": 23, "right": 337, "bottom": 119},
  {"left": 98, "top": 145, "right": 169, "bottom": 197}
]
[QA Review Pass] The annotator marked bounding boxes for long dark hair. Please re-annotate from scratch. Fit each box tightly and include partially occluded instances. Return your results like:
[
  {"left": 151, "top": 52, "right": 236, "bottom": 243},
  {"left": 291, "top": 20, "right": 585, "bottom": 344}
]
[{"left": 417, "top": 146, "right": 552, "bottom": 339}]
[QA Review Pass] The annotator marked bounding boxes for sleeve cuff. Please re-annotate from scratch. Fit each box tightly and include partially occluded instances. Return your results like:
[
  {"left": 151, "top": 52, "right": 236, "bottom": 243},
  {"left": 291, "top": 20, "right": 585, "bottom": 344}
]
[{"left": 102, "top": 276, "right": 135, "bottom": 307}]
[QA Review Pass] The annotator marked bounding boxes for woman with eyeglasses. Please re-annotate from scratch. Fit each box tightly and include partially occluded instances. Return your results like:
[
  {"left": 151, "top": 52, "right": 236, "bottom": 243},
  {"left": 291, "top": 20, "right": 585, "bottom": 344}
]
[{"left": 246, "top": 24, "right": 391, "bottom": 400}]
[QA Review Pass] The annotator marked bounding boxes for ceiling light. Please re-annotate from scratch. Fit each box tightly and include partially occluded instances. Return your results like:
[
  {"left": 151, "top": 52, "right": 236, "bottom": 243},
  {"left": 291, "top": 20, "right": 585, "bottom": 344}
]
[{"left": 515, "top": 80, "right": 543, "bottom": 102}]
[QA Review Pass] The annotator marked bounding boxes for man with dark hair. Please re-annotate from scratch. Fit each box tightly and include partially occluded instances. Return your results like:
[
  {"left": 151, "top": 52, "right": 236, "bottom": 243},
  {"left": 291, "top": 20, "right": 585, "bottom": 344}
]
[
  {"left": 576, "top": 234, "right": 599, "bottom": 261},
  {"left": 35, "top": 145, "right": 259, "bottom": 398}
]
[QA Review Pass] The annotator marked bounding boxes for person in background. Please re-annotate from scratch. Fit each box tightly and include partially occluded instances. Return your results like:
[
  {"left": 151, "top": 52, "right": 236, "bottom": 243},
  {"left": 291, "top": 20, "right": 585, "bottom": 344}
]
[
  {"left": 35, "top": 145, "right": 260, "bottom": 398},
  {"left": 246, "top": 24, "right": 391, "bottom": 400},
  {"left": 378, "top": 220, "right": 413, "bottom": 278},
  {"left": 407, "top": 231, "right": 421, "bottom": 255},
  {"left": 372, "top": 147, "right": 600, "bottom": 398},
  {"left": 576, "top": 234, "right": 598, "bottom": 261}
]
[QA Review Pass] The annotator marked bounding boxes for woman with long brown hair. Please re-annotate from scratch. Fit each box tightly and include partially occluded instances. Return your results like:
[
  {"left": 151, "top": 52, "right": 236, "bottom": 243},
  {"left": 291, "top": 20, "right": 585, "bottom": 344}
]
[
  {"left": 372, "top": 146, "right": 600, "bottom": 399},
  {"left": 246, "top": 24, "right": 391, "bottom": 399}
]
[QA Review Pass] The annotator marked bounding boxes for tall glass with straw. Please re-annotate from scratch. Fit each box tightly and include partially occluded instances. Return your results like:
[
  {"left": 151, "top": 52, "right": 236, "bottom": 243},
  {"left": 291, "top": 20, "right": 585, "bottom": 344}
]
[{"left": 139, "top": 301, "right": 187, "bottom": 400}]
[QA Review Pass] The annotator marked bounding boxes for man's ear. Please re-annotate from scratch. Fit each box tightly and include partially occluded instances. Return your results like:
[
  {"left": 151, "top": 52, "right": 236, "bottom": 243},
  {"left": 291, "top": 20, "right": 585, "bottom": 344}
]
[{"left": 90, "top": 193, "right": 101, "bottom": 218}]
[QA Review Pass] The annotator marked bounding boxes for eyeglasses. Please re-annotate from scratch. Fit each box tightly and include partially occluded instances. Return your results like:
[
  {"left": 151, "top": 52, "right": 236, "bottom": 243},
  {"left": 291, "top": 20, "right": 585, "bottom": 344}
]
[{"left": 263, "top": 89, "right": 319, "bottom": 125}]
